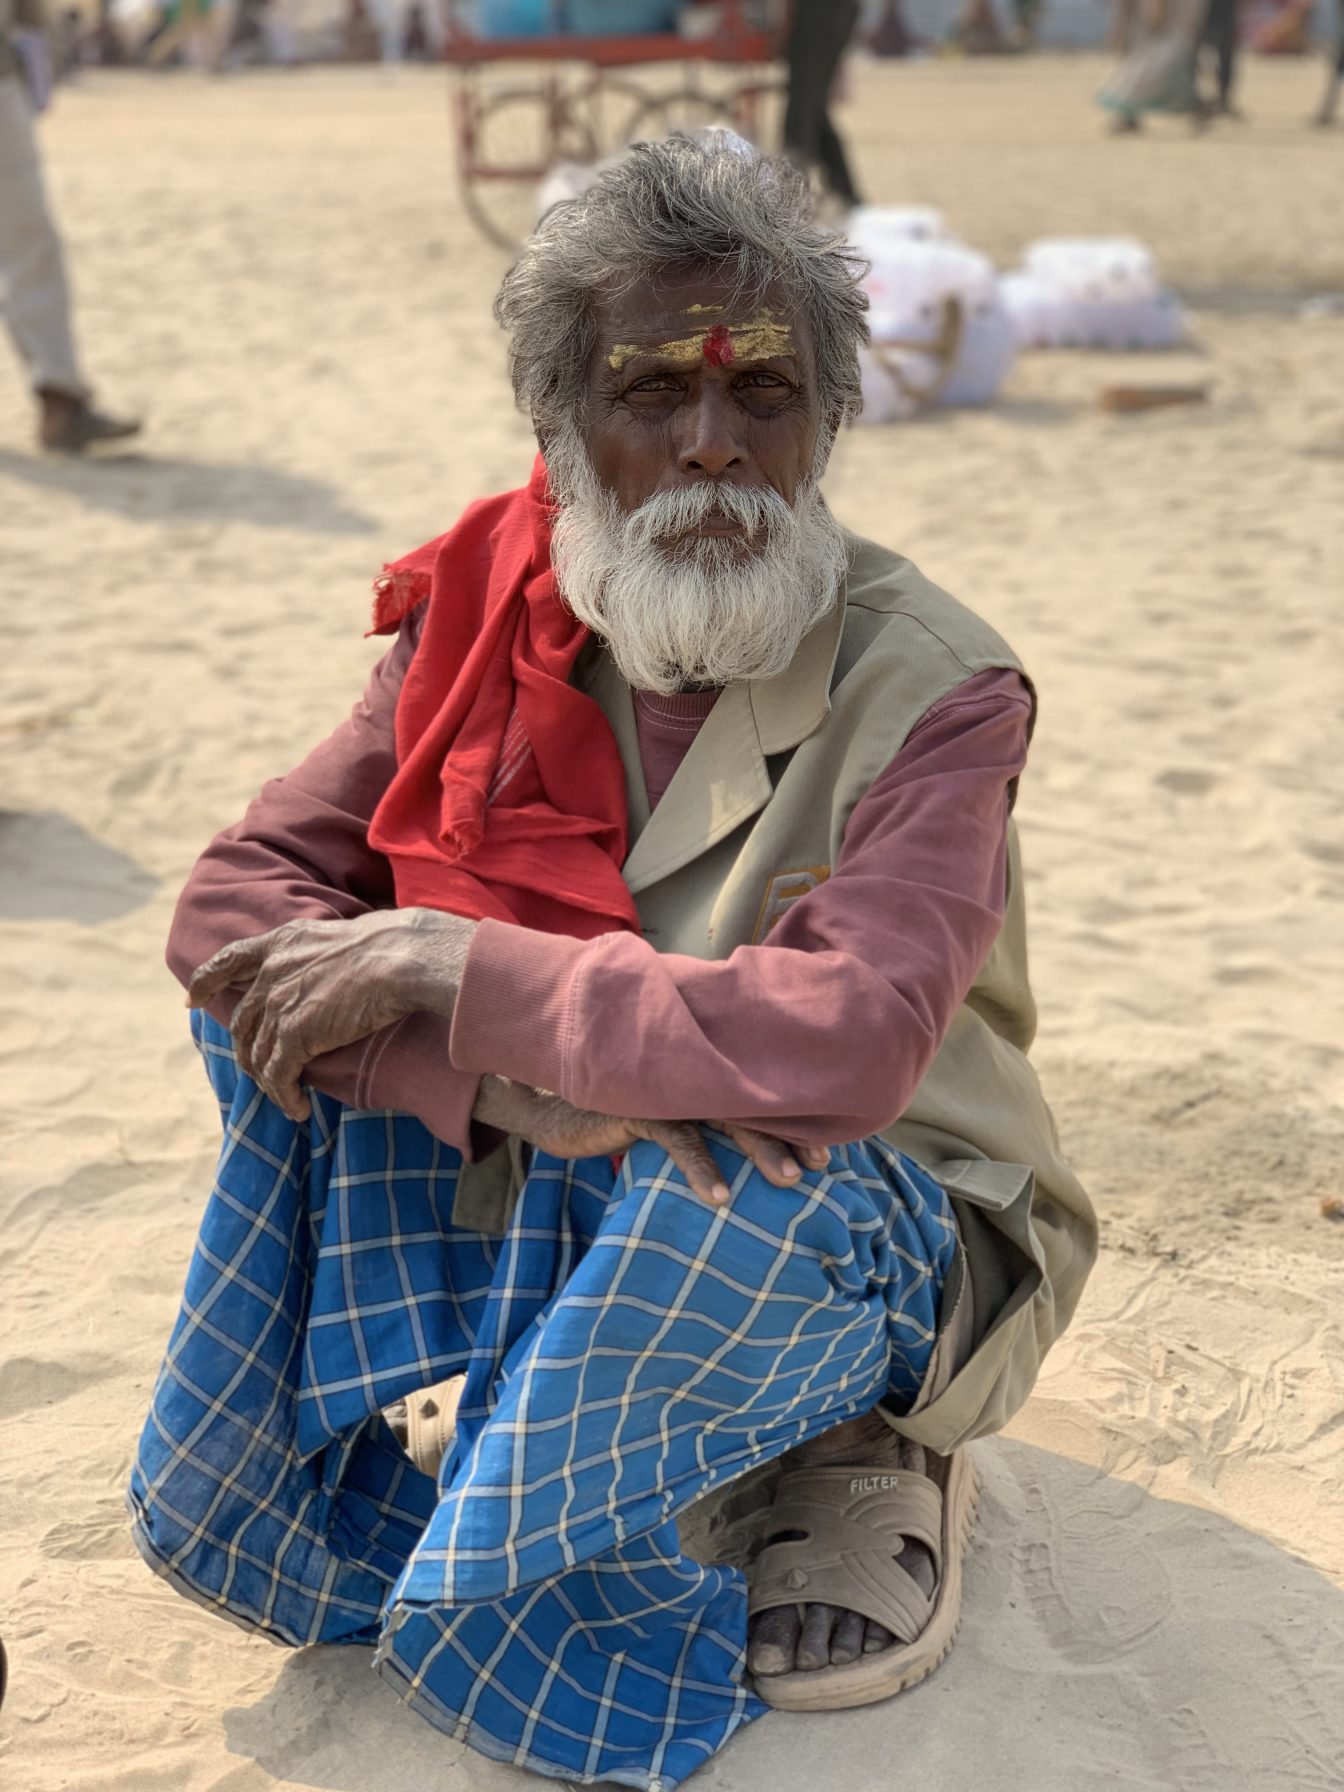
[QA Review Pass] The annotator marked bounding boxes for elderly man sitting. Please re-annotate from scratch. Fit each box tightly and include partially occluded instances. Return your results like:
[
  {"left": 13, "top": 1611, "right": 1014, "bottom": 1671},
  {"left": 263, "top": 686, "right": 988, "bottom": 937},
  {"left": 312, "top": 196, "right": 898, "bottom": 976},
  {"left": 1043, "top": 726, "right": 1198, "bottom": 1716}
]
[{"left": 129, "top": 136, "right": 1094, "bottom": 1789}]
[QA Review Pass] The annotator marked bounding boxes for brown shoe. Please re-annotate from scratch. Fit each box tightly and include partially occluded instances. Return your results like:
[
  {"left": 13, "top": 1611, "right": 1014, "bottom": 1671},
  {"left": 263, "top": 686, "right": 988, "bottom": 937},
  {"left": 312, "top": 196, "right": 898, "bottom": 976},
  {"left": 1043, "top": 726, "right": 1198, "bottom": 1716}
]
[{"left": 39, "top": 388, "right": 141, "bottom": 453}]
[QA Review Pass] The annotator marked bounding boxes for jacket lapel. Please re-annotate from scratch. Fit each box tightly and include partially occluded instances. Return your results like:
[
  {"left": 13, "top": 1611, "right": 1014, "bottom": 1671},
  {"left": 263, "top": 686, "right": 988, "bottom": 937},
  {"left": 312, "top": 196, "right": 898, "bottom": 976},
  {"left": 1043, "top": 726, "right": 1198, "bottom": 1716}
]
[{"left": 579, "top": 581, "right": 849, "bottom": 900}]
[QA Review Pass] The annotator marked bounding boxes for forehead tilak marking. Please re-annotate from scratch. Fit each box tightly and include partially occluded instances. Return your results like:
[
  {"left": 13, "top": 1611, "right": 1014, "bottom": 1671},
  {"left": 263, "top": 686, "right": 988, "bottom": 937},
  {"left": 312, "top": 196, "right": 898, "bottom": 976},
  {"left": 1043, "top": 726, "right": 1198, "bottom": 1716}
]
[{"left": 606, "top": 309, "right": 795, "bottom": 372}]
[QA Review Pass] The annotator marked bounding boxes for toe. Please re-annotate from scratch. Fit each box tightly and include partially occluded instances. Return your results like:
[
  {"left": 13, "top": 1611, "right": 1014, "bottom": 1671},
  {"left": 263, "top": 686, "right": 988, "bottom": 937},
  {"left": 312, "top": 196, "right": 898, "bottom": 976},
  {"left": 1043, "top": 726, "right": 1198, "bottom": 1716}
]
[
  {"left": 862, "top": 1619, "right": 894, "bottom": 1654},
  {"left": 795, "top": 1602, "right": 840, "bottom": 1672},
  {"left": 829, "top": 1609, "right": 866, "bottom": 1665},
  {"left": 748, "top": 1605, "right": 801, "bottom": 1677}
]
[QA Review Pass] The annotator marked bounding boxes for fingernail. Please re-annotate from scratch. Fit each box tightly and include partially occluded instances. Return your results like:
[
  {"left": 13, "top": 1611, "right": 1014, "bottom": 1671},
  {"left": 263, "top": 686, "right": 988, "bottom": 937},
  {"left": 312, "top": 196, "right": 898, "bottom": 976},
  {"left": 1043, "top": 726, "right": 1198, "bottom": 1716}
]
[
  {"left": 782, "top": 1157, "right": 801, "bottom": 1178},
  {"left": 711, "top": 1181, "right": 731, "bottom": 1204}
]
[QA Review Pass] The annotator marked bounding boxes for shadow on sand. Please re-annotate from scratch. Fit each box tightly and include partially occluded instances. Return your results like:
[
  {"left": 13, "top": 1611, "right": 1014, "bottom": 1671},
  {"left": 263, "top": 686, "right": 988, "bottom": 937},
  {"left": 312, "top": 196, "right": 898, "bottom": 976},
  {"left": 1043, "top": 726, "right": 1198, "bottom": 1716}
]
[
  {"left": 220, "top": 1439, "right": 1344, "bottom": 1792},
  {"left": 0, "top": 810, "right": 159, "bottom": 924},
  {"left": 0, "top": 447, "right": 378, "bottom": 535}
]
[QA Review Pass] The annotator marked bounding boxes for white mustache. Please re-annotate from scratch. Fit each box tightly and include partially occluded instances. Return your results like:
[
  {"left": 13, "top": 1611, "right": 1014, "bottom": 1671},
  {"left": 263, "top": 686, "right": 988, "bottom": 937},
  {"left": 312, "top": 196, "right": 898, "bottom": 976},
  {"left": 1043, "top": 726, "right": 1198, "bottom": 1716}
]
[{"left": 624, "top": 480, "right": 792, "bottom": 550}]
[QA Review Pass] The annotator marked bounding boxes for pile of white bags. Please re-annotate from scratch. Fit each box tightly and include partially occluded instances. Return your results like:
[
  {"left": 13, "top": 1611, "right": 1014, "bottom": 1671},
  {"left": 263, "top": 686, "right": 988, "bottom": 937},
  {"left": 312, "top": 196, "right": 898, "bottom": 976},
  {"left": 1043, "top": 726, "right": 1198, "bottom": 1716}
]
[
  {"left": 999, "top": 237, "right": 1184, "bottom": 351},
  {"left": 848, "top": 207, "right": 1017, "bottom": 425},
  {"left": 847, "top": 204, "right": 952, "bottom": 252}
]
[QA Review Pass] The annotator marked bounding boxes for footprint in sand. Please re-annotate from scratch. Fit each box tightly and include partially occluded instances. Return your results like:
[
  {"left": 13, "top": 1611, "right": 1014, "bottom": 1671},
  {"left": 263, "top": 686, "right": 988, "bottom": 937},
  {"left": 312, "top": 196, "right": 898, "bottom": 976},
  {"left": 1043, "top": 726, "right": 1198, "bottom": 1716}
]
[{"left": 40, "top": 1503, "right": 136, "bottom": 1562}]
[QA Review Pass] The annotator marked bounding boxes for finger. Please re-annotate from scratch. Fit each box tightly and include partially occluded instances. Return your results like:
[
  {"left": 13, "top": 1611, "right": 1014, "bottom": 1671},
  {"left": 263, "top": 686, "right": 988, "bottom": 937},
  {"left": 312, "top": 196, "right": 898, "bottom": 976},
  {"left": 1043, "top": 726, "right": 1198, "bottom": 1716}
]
[
  {"left": 747, "top": 1606, "right": 801, "bottom": 1677},
  {"left": 829, "top": 1608, "right": 866, "bottom": 1666},
  {"left": 715, "top": 1124, "right": 834, "bottom": 1186},
  {"left": 187, "top": 936, "right": 271, "bottom": 1007},
  {"left": 235, "top": 987, "right": 278, "bottom": 1083},
  {"left": 648, "top": 1121, "right": 731, "bottom": 1206},
  {"left": 259, "top": 1023, "right": 312, "bottom": 1123},
  {"left": 256, "top": 1055, "right": 312, "bottom": 1125},
  {"left": 795, "top": 1603, "right": 840, "bottom": 1672},
  {"left": 719, "top": 1123, "right": 802, "bottom": 1188},
  {"left": 228, "top": 972, "right": 275, "bottom": 1070}
]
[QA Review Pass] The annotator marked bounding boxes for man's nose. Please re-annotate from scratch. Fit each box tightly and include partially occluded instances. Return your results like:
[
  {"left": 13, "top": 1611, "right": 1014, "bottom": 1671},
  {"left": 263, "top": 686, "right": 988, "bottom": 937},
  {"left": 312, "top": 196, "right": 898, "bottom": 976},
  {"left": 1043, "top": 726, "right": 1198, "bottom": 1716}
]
[{"left": 676, "top": 382, "right": 747, "bottom": 478}]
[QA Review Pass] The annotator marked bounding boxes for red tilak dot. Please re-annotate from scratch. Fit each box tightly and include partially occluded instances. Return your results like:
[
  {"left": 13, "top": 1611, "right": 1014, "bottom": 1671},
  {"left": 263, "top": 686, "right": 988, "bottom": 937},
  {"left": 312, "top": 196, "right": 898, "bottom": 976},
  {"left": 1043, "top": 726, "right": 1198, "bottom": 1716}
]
[{"left": 702, "top": 325, "right": 735, "bottom": 366}]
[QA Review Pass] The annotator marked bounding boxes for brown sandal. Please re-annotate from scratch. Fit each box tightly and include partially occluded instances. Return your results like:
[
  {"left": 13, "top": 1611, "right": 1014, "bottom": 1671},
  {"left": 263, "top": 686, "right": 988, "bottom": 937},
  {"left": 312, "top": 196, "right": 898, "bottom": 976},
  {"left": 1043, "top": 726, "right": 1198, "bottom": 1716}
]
[{"left": 747, "top": 1447, "right": 978, "bottom": 1710}]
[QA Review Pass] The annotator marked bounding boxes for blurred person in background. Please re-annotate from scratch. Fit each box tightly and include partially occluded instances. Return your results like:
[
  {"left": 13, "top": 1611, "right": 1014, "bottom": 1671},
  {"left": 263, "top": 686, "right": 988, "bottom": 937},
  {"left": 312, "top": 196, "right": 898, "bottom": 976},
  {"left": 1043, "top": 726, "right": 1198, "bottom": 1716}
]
[
  {"left": 950, "top": 0, "right": 1007, "bottom": 52},
  {"left": 1008, "top": 0, "right": 1043, "bottom": 48},
  {"left": 87, "top": 0, "right": 128, "bottom": 64},
  {"left": 1198, "top": 0, "right": 1242, "bottom": 115},
  {"left": 1108, "top": 0, "right": 1140, "bottom": 50},
  {"left": 341, "top": 0, "right": 380, "bottom": 60},
  {"left": 1097, "top": 0, "right": 1212, "bottom": 130},
  {"left": 401, "top": 0, "right": 429, "bottom": 59},
  {"left": 867, "top": 0, "right": 916, "bottom": 55},
  {"left": 1246, "top": 0, "right": 1313, "bottom": 49},
  {"left": 143, "top": 0, "right": 227, "bottom": 67},
  {"left": 51, "top": 2, "right": 80, "bottom": 73},
  {"left": 1313, "top": 0, "right": 1344, "bottom": 121},
  {"left": 782, "top": 0, "right": 862, "bottom": 209},
  {"left": 0, "top": 0, "right": 140, "bottom": 449},
  {"left": 223, "top": 0, "right": 271, "bottom": 65}
]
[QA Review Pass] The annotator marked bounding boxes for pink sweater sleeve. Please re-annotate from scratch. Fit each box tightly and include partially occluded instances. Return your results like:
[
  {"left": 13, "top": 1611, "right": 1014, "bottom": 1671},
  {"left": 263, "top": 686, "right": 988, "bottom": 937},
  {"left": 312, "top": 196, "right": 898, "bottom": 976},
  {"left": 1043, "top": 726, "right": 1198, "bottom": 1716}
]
[
  {"left": 165, "top": 605, "right": 486, "bottom": 1157},
  {"left": 450, "top": 669, "right": 1034, "bottom": 1146}
]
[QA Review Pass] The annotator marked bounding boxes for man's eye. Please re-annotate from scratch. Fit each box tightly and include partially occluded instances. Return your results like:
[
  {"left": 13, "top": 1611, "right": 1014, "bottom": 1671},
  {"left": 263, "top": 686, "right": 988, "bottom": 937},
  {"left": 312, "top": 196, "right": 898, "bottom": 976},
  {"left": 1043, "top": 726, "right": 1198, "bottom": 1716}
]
[
  {"left": 740, "top": 373, "right": 789, "bottom": 390},
  {"left": 627, "top": 375, "right": 680, "bottom": 394}
]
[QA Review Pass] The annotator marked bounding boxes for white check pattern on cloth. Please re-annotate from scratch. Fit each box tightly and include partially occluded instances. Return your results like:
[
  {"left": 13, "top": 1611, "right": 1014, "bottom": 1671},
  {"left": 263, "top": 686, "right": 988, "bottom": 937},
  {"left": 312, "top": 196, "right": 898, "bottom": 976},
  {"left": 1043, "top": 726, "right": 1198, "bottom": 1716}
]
[{"left": 129, "top": 1012, "right": 955, "bottom": 1792}]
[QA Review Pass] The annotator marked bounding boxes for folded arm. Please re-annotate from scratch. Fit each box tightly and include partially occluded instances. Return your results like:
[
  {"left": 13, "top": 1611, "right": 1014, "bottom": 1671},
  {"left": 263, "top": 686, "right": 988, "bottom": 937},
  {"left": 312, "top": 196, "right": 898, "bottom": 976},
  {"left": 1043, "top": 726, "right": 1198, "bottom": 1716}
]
[
  {"left": 172, "top": 614, "right": 1031, "bottom": 1168},
  {"left": 449, "top": 672, "right": 1033, "bottom": 1147}
]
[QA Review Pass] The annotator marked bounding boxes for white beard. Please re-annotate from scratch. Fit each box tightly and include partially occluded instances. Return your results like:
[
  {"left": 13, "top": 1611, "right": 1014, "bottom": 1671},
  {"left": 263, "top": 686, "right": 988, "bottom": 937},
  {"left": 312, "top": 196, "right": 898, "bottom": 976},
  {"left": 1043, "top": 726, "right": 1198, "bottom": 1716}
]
[{"left": 546, "top": 426, "right": 847, "bottom": 697}]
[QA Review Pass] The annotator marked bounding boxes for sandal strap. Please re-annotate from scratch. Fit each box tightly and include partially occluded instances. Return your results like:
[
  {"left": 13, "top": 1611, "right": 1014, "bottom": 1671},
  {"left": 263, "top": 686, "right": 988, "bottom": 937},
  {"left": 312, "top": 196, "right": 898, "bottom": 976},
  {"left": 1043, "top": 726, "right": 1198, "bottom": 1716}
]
[
  {"left": 747, "top": 1465, "right": 944, "bottom": 1644},
  {"left": 403, "top": 1376, "right": 463, "bottom": 1479}
]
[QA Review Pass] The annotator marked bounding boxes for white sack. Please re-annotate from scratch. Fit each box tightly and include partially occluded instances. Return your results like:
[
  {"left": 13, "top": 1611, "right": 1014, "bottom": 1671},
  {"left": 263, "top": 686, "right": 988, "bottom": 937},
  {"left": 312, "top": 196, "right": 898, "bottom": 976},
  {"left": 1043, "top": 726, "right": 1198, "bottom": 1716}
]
[
  {"left": 847, "top": 204, "right": 952, "bottom": 258},
  {"left": 1001, "top": 236, "right": 1184, "bottom": 349},
  {"left": 1000, "top": 272, "right": 1184, "bottom": 350},
  {"left": 856, "top": 238, "right": 1015, "bottom": 420},
  {"left": 1020, "top": 237, "right": 1160, "bottom": 303}
]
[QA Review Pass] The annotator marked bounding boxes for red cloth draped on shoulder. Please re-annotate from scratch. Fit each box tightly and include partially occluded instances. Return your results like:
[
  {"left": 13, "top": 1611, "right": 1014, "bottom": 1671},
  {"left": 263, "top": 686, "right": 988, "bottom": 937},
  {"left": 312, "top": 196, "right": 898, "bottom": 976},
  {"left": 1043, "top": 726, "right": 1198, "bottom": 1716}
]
[{"left": 366, "top": 456, "right": 641, "bottom": 941}]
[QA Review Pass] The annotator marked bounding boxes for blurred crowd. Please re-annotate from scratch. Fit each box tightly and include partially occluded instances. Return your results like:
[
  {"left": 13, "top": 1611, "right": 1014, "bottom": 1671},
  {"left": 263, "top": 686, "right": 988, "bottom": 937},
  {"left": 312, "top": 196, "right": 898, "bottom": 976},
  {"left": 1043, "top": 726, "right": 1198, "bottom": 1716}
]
[
  {"left": 34, "top": 0, "right": 1340, "bottom": 100},
  {"left": 39, "top": 0, "right": 441, "bottom": 71},
  {"left": 4, "top": 0, "right": 1341, "bottom": 459}
]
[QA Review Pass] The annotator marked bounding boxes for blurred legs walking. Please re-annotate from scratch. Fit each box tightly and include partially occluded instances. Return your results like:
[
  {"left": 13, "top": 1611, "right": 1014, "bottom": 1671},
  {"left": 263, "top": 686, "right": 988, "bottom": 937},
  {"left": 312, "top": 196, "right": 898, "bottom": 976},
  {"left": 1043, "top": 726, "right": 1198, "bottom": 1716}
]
[
  {"left": 1314, "top": 5, "right": 1344, "bottom": 124},
  {"left": 0, "top": 73, "right": 139, "bottom": 449},
  {"left": 782, "top": 0, "right": 862, "bottom": 208}
]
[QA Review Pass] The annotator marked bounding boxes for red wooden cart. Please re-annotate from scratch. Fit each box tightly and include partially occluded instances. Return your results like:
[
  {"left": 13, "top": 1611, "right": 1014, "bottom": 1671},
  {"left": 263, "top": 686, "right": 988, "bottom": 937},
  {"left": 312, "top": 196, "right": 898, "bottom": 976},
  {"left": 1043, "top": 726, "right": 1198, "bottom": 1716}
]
[{"left": 442, "top": 2, "right": 786, "bottom": 248}]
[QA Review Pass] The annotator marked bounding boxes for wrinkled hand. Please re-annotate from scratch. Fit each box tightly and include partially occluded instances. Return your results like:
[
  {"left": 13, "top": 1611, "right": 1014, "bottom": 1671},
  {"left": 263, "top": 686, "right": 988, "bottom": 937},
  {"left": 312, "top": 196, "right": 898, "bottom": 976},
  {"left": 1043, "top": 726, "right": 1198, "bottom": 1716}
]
[
  {"left": 188, "top": 908, "right": 477, "bottom": 1122},
  {"left": 475, "top": 1077, "right": 831, "bottom": 1206}
]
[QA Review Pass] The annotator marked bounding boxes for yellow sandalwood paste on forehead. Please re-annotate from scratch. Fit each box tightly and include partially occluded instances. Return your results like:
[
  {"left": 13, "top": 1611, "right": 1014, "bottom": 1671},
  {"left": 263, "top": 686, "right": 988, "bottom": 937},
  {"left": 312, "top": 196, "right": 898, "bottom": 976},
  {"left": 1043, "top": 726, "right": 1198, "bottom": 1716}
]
[{"left": 607, "top": 311, "right": 794, "bottom": 372}]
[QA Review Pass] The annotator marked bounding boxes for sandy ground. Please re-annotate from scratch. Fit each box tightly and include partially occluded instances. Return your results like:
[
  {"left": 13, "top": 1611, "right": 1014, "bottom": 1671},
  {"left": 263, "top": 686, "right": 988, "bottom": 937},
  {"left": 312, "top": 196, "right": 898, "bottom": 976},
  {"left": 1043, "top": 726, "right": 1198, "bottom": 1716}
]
[{"left": 3, "top": 51, "right": 1344, "bottom": 1792}]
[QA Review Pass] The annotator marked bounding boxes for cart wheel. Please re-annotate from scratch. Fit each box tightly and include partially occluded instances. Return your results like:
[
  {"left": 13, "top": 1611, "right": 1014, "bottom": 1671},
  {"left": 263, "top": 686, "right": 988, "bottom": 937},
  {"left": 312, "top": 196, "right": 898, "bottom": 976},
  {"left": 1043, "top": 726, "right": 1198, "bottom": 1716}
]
[
  {"left": 457, "top": 86, "right": 597, "bottom": 251},
  {"left": 566, "top": 77, "right": 651, "bottom": 160},
  {"left": 624, "top": 86, "right": 741, "bottom": 146}
]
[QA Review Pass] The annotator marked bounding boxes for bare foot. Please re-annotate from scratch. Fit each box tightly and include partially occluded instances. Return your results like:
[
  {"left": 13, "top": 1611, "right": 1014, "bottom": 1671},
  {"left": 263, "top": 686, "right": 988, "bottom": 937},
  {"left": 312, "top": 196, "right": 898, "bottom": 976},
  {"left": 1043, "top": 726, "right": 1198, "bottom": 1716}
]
[{"left": 747, "top": 1410, "right": 937, "bottom": 1676}]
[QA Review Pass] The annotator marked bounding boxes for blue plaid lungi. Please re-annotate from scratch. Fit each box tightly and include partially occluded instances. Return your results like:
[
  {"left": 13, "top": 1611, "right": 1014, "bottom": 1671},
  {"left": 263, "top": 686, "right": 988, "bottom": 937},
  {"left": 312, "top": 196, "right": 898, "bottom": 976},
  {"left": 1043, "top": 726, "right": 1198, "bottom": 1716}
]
[{"left": 129, "top": 1012, "right": 956, "bottom": 1791}]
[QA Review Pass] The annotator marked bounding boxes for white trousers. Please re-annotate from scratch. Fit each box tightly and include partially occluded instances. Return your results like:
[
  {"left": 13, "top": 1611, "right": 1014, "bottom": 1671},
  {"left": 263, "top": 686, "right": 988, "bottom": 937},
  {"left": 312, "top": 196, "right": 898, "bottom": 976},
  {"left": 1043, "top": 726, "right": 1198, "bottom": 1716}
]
[{"left": 0, "top": 76, "right": 86, "bottom": 397}]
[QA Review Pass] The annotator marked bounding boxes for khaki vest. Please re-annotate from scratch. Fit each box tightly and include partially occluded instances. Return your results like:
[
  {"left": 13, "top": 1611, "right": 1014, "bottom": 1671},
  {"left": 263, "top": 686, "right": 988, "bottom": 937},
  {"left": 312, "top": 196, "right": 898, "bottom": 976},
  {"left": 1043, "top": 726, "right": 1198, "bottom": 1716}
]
[{"left": 461, "top": 529, "right": 1096, "bottom": 1454}]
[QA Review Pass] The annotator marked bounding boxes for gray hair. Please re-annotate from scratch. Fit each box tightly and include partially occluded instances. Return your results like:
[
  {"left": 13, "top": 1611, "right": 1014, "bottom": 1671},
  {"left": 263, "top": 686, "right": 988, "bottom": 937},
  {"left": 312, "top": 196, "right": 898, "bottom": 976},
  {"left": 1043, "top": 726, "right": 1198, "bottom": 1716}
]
[{"left": 494, "top": 133, "right": 869, "bottom": 443}]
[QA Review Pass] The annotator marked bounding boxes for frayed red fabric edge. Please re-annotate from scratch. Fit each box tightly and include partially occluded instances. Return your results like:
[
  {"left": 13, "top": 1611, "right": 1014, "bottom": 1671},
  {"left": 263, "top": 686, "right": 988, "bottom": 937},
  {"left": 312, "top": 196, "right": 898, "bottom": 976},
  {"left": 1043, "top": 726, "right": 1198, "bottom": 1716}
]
[{"left": 368, "top": 564, "right": 433, "bottom": 637}]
